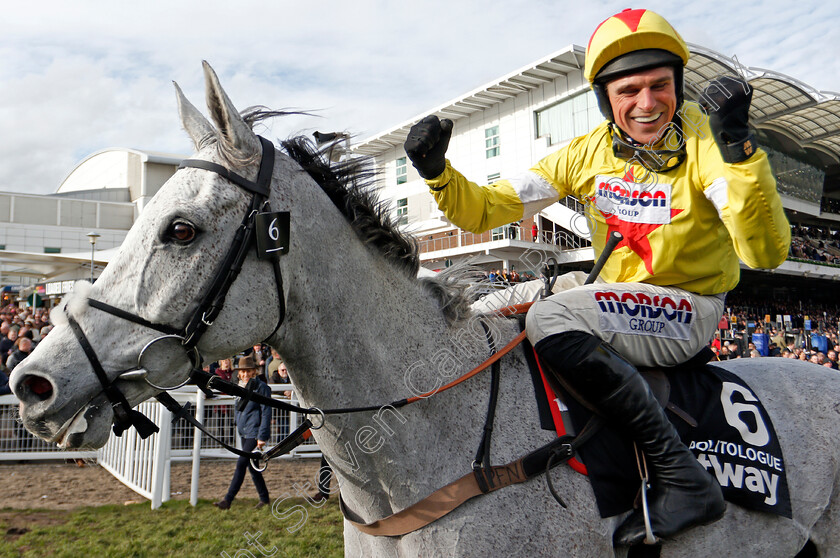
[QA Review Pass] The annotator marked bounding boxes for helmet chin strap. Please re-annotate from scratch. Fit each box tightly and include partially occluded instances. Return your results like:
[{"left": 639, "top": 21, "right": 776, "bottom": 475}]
[{"left": 609, "top": 117, "right": 687, "bottom": 174}]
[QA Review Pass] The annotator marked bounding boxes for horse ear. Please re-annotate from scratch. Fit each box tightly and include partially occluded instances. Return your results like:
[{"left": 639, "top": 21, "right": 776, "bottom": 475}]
[
  {"left": 201, "top": 61, "right": 260, "bottom": 157},
  {"left": 174, "top": 81, "right": 214, "bottom": 150}
]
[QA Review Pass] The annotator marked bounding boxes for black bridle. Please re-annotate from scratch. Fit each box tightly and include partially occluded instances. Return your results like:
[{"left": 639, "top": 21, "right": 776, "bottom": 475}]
[
  {"left": 64, "top": 135, "right": 293, "bottom": 442},
  {"left": 61, "top": 134, "right": 590, "bottom": 477}
]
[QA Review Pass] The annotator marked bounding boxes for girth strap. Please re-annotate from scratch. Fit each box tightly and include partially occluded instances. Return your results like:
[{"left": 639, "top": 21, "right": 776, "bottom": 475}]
[
  {"left": 340, "top": 460, "right": 528, "bottom": 537},
  {"left": 340, "top": 433, "right": 588, "bottom": 537},
  {"left": 66, "top": 315, "right": 159, "bottom": 439}
]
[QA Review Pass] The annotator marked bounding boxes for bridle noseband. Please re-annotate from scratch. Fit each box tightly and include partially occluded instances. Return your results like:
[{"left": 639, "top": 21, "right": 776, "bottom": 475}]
[{"left": 64, "top": 135, "right": 287, "bottom": 438}]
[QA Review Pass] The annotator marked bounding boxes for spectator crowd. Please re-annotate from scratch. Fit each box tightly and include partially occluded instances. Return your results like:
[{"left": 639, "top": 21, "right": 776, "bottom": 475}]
[
  {"left": 710, "top": 297, "right": 840, "bottom": 370},
  {"left": 0, "top": 305, "right": 53, "bottom": 395},
  {"left": 789, "top": 224, "right": 840, "bottom": 266},
  {"left": 202, "top": 344, "right": 292, "bottom": 387},
  {"left": 486, "top": 269, "right": 537, "bottom": 284}
]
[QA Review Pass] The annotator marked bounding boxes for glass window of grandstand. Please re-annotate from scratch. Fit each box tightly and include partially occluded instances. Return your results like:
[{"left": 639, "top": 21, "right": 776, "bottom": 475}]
[
  {"left": 44, "top": 247, "right": 61, "bottom": 254},
  {"left": 396, "top": 198, "right": 408, "bottom": 226},
  {"left": 396, "top": 157, "right": 408, "bottom": 185},
  {"left": 487, "top": 172, "right": 500, "bottom": 182},
  {"left": 485, "top": 126, "right": 500, "bottom": 158},
  {"left": 491, "top": 226, "right": 505, "bottom": 241},
  {"left": 536, "top": 90, "right": 602, "bottom": 146},
  {"left": 753, "top": 128, "right": 825, "bottom": 205}
]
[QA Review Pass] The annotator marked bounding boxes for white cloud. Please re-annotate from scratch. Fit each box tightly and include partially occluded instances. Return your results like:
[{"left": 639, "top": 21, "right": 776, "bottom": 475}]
[{"left": 2, "top": 0, "right": 839, "bottom": 194}]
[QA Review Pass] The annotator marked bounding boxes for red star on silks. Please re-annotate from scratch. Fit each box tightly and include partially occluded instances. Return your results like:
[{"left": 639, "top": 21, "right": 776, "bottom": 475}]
[{"left": 590, "top": 168, "right": 683, "bottom": 275}]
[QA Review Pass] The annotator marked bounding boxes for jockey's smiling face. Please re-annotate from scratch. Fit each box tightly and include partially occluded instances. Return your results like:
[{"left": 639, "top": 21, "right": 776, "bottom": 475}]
[{"left": 606, "top": 66, "right": 678, "bottom": 145}]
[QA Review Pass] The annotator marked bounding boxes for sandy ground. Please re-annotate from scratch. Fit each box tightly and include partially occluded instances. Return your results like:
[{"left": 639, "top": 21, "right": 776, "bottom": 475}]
[{"left": 0, "top": 458, "right": 322, "bottom": 510}]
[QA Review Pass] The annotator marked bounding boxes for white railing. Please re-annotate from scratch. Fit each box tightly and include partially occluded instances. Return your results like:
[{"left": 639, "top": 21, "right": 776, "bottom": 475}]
[
  {"left": 101, "top": 384, "right": 318, "bottom": 508},
  {"left": 0, "top": 394, "right": 97, "bottom": 460},
  {"left": 98, "top": 398, "right": 173, "bottom": 508},
  {"left": 418, "top": 227, "right": 591, "bottom": 254},
  {"left": 0, "top": 385, "right": 317, "bottom": 509}
]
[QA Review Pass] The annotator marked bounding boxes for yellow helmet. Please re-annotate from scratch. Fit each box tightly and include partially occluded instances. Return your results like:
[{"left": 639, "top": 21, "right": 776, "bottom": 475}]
[
  {"left": 585, "top": 8, "right": 689, "bottom": 84},
  {"left": 585, "top": 9, "right": 691, "bottom": 171}
]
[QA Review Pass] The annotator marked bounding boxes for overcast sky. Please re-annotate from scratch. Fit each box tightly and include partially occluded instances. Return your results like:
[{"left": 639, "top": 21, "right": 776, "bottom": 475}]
[{"left": 2, "top": 0, "right": 839, "bottom": 195}]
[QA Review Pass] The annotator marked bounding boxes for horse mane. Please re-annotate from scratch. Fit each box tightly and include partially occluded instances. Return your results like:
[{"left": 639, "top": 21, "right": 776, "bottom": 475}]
[
  {"left": 216, "top": 108, "right": 476, "bottom": 324},
  {"left": 279, "top": 134, "right": 420, "bottom": 276}
]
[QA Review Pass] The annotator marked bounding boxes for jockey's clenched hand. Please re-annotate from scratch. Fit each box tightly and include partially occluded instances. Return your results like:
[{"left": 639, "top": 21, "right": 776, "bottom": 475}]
[
  {"left": 404, "top": 115, "right": 453, "bottom": 179},
  {"left": 699, "top": 75, "right": 755, "bottom": 164}
]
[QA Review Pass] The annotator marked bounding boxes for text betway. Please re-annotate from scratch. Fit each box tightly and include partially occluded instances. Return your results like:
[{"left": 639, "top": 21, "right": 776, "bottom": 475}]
[
  {"left": 695, "top": 452, "right": 781, "bottom": 506},
  {"left": 690, "top": 439, "right": 783, "bottom": 471}
]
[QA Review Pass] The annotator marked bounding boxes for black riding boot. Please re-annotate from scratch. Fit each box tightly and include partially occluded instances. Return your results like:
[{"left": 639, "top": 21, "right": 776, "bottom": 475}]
[{"left": 534, "top": 332, "right": 725, "bottom": 546}]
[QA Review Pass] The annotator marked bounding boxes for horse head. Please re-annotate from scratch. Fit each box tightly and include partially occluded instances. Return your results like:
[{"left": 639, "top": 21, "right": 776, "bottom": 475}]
[{"left": 11, "top": 62, "right": 290, "bottom": 448}]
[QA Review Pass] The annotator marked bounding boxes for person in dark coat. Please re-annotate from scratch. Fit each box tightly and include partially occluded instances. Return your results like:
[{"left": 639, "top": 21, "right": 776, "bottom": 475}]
[
  {"left": 214, "top": 355, "right": 272, "bottom": 510},
  {"left": 0, "top": 368, "right": 11, "bottom": 396},
  {"left": 6, "top": 337, "right": 33, "bottom": 372}
]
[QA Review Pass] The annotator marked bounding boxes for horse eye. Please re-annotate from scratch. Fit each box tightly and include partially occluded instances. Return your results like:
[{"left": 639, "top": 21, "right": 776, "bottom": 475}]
[{"left": 167, "top": 222, "right": 197, "bottom": 243}]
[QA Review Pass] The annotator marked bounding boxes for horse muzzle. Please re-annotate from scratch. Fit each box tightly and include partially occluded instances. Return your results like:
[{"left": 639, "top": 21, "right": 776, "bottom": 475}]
[{"left": 12, "top": 360, "right": 117, "bottom": 449}]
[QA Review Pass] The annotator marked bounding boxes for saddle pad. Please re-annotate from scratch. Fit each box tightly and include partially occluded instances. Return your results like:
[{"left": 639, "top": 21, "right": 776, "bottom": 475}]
[{"left": 531, "top": 354, "right": 792, "bottom": 519}]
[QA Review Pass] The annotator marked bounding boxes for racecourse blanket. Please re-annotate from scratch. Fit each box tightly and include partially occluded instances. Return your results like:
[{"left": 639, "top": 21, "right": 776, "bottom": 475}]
[{"left": 523, "top": 343, "right": 792, "bottom": 519}]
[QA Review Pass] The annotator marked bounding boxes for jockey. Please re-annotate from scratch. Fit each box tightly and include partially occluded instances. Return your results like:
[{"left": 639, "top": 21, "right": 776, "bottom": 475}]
[{"left": 404, "top": 8, "right": 790, "bottom": 546}]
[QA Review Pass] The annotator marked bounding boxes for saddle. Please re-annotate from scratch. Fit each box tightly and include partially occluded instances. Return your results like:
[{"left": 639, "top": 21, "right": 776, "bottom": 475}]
[{"left": 572, "top": 355, "right": 706, "bottom": 431}]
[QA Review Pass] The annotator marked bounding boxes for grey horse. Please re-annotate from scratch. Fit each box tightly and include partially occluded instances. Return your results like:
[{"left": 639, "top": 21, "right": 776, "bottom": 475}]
[{"left": 10, "top": 62, "right": 840, "bottom": 557}]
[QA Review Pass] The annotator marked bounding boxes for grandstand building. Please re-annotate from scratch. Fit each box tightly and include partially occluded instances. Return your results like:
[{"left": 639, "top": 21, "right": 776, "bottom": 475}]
[
  {"left": 0, "top": 148, "right": 180, "bottom": 305},
  {"left": 354, "top": 43, "right": 840, "bottom": 306}
]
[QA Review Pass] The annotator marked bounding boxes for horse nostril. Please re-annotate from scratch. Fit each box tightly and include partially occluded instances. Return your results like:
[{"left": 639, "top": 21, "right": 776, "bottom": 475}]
[{"left": 22, "top": 376, "right": 54, "bottom": 401}]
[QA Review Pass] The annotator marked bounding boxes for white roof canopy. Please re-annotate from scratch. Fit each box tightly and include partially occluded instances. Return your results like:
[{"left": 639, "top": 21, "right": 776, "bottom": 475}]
[
  {"left": 353, "top": 45, "right": 586, "bottom": 156},
  {"left": 686, "top": 45, "right": 840, "bottom": 163},
  {"left": 0, "top": 248, "right": 116, "bottom": 281}
]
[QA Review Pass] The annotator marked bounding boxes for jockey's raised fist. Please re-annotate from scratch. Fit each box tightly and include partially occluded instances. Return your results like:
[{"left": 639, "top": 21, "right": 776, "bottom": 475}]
[
  {"left": 699, "top": 75, "right": 755, "bottom": 164},
  {"left": 404, "top": 115, "right": 453, "bottom": 179}
]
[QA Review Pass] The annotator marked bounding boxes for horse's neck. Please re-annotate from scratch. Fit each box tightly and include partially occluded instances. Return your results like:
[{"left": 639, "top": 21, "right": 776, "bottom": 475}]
[
  {"left": 275, "top": 232, "right": 499, "bottom": 517},
  {"left": 272, "top": 177, "right": 457, "bottom": 408}
]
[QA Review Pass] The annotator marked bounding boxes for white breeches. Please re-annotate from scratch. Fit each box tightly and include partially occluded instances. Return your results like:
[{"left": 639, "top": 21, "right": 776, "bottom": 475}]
[{"left": 522, "top": 272, "right": 724, "bottom": 368}]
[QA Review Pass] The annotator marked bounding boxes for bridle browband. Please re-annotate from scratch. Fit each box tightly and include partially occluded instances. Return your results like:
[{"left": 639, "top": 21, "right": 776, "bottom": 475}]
[{"left": 64, "top": 135, "right": 288, "bottom": 439}]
